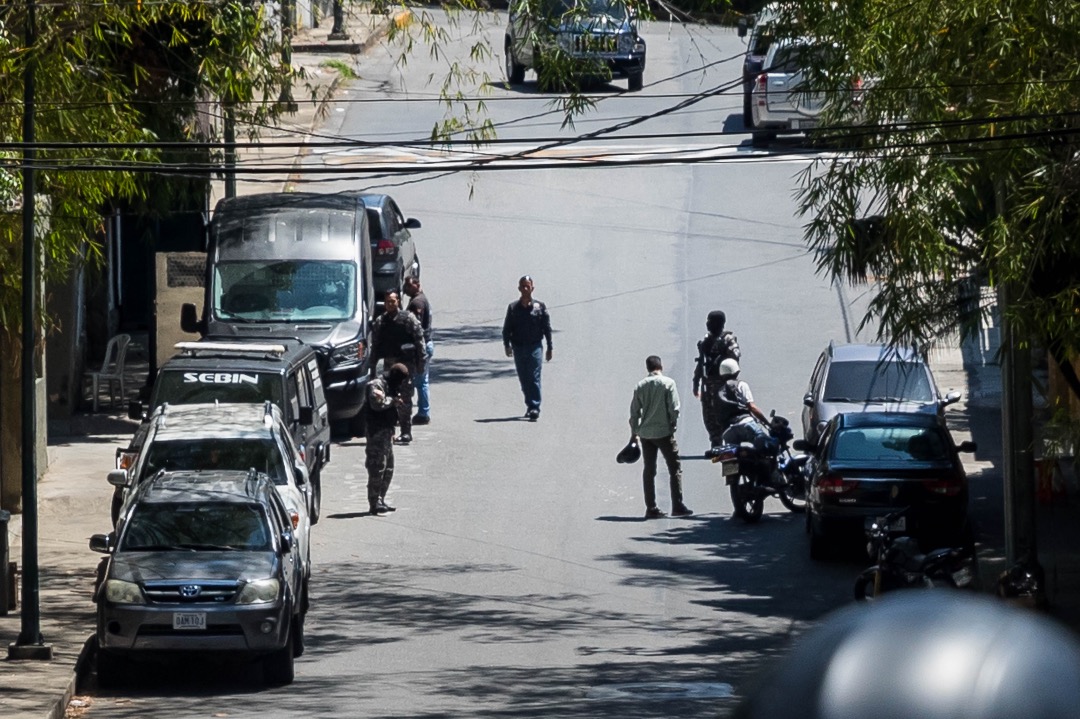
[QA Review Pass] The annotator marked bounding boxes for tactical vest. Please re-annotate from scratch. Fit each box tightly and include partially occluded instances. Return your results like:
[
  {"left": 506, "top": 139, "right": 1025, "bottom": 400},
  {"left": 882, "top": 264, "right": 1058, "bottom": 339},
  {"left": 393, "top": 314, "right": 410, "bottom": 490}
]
[{"left": 699, "top": 332, "right": 739, "bottom": 379}]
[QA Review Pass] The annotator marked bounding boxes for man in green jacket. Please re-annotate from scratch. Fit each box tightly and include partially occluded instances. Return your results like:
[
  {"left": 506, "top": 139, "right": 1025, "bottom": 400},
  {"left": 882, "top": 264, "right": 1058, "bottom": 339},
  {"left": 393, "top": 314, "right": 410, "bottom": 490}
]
[{"left": 629, "top": 355, "right": 693, "bottom": 519}]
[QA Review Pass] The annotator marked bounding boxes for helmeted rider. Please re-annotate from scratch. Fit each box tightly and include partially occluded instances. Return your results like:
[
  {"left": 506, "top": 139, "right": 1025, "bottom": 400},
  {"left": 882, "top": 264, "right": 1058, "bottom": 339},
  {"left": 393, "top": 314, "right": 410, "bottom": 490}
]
[
  {"left": 693, "top": 310, "right": 741, "bottom": 447},
  {"left": 716, "top": 359, "right": 769, "bottom": 446}
]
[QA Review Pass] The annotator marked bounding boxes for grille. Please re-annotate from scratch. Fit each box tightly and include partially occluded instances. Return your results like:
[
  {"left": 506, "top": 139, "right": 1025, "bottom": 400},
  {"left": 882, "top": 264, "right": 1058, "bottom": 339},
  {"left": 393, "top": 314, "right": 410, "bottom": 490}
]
[
  {"left": 571, "top": 34, "right": 617, "bottom": 53},
  {"left": 142, "top": 581, "right": 240, "bottom": 604}
]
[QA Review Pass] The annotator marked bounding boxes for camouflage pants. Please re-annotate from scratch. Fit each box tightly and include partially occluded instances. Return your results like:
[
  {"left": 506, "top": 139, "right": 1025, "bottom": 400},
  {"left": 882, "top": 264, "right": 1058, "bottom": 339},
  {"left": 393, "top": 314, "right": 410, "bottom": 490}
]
[
  {"left": 386, "top": 357, "right": 418, "bottom": 434},
  {"left": 700, "top": 378, "right": 726, "bottom": 447},
  {"left": 365, "top": 428, "right": 395, "bottom": 505}
]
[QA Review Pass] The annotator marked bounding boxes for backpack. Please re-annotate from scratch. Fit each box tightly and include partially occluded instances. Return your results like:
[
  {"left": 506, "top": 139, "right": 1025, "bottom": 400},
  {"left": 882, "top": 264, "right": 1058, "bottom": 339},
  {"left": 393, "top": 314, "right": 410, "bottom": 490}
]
[{"left": 699, "top": 331, "right": 741, "bottom": 378}]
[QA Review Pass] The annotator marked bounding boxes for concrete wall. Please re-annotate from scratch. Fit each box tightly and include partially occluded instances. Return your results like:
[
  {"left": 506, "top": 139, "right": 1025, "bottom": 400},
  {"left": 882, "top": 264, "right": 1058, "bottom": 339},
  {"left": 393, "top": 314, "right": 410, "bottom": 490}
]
[
  {"left": 0, "top": 332, "right": 49, "bottom": 514},
  {"left": 155, "top": 253, "right": 207, "bottom": 371}
]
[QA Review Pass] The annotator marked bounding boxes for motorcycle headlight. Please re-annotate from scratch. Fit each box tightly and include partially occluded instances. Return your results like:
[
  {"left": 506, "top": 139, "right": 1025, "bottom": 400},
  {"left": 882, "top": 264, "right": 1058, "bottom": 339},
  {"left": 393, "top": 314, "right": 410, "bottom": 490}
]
[
  {"left": 104, "top": 579, "right": 145, "bottom": 605},
  {"left": 237, "top": 578, "right": 280, "bottom": 605}
]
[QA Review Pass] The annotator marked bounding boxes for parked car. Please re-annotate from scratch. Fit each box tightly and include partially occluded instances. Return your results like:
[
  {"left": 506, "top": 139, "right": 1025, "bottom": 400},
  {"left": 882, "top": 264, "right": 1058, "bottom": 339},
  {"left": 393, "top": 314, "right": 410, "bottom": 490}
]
[
  {"left": 91, "top": 469, "right": 306, "bottom": 686},
  {"left": 108, "top": 403, "right": 314, "bottom": 577},
  {"left": 737, "top": 2, "right": 780, "bottom": 128},
  {"left": 798, "top": 411, "right": 976, "bottom": 559},
  {"left": 126, "top": 338, "right": 331, "bottom": 493},
  {"left": 181, "top": 192, "right": 376, "bottom": 433},
  {"left": 505, "top": 0, "right": 646, "bottom": 92},
  {"left": 801, "top": 342, "right": 961, "bottom": 444},
  {"left": 354, "top": 193, "right": 421, "bottom": 311}
]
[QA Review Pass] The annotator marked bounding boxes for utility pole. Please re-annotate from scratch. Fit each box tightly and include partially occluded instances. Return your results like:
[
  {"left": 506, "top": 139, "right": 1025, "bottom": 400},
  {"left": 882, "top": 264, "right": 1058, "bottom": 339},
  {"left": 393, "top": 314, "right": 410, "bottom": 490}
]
[
  {"left": 8, "top": 0, "right": 53, "bottom": 661},
  {"left": 224, "top": 101, "right": 236, "bottom": 198}
]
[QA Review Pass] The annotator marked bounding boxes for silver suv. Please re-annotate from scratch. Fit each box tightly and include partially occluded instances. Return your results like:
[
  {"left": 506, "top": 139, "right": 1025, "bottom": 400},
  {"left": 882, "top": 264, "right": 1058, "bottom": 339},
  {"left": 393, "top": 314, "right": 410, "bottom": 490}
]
[
  {"left": 91, "top": 469, "right": 306, "bottom": 686},
  {"left": 505, "top": 0, "right": 646, "bottom": 92},
  {"left": 801, "top": 342, "right": 961, "bottom": 444},
  {"left": 109, "top": 403, "right": 313, "bottom": 578}
]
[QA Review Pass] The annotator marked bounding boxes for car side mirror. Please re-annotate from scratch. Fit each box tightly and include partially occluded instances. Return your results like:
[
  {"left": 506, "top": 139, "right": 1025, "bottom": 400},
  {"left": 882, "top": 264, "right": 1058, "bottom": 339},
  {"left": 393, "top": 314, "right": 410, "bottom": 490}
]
[
  {"left": 107, "top": 469, "right": 130, "bottom": 488},
  {"left": 298, "top": 406, "right": 314, "bottom": 426},
  {"left": 737, "top": 18, "right": 748, "bottom": 37},
  {"left": 802, "top": 393, "right": 814, "bottom": 408},
  {"left": 792, "top": 439, "right": 814, "bottom": 453},
  {"left": 89, "top": 533, "right": 114, "bottom": 554},
  {"left": 279, "top": 531, "right": 294, "bottom": 553},
  {"left": 180, "top": 303, "right": 205, "bottom": 335},
  {"left": 295, "top": 462, "right": 308, "bottom": 484},
  {"left": 958, "top": 440, "right": 977, "bottom": 453},
  {"left": 405, "top": 218, "right": 421, "bottom": 230},
  {"left": 943, "top": 390, "right": 962, "bottom": 406}
]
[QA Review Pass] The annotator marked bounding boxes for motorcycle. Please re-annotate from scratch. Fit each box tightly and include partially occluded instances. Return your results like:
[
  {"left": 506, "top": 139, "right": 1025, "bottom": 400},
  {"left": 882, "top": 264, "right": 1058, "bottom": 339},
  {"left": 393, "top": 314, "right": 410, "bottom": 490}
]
[
  {"left": 708, "top": 413, "right": 809, "bottom": 523},
  {"left": 853, "top": 508, "right": 977, "bottom": 601}
]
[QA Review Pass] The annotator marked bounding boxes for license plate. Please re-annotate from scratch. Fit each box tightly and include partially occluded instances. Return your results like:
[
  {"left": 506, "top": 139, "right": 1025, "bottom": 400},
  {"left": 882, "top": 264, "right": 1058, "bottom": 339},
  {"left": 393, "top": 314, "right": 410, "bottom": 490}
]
[
  {"left": 173, "top": 612, "right": 206, "bottom": 630},
  {"left": 722, "top": 461, "right": 739, "bottom": 476},
  {"left": 791, "top": 119, "right": 801, "bottom": 130}
]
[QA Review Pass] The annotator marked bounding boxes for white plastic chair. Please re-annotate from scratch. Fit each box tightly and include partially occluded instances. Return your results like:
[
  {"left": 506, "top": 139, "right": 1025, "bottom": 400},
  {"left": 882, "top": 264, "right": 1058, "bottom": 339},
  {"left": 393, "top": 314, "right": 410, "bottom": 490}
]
[{"left": 87, "top": 333, "right": 131, "bottom": 412}]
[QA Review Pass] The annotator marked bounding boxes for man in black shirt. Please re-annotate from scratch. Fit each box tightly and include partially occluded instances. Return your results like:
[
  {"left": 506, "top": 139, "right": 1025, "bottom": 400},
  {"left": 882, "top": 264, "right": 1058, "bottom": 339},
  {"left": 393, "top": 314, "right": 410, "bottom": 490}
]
[
  {"left": 501, "top": 275, "right": 553, "bottom": 421},
  {"left": 404, "top": 276, "right": 433, "bottom": 425}
]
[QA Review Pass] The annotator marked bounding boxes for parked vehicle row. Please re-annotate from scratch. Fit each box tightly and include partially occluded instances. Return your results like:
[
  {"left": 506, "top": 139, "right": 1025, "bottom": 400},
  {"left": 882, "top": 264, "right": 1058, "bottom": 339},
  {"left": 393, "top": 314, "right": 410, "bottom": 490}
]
[
  {"left": 93, "top": 189, "right": 424, "bottom": 686},
  {"left": 711, "top": 340, "right": 974, "bottom": 598}
]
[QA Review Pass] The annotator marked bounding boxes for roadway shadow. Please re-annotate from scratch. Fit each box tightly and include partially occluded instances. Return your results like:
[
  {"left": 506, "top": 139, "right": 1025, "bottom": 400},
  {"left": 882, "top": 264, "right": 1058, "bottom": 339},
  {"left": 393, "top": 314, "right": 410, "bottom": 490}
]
[
  {"left": 474, "top": 416, "right": 531, "bottom": 424},
  {"left": 433, "top": 358, "right": 518, "bottom": 384},
  {"left": 435, "top": 324, "right": 503, "bottom": 347}
]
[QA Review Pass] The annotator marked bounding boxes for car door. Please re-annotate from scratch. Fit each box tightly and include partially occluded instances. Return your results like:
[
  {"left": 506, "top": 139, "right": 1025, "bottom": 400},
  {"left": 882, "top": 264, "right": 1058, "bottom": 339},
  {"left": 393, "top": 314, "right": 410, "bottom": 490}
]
[
  {"left": 803, "top": 351, "right": 828, "bottom": 440},
  {"left": 387, "top": 198, "right": 415, "bottom": 276}
]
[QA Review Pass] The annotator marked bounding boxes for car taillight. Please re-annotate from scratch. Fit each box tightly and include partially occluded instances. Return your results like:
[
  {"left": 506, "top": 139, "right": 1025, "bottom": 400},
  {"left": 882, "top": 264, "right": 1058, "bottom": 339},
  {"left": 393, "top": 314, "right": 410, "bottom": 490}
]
[
  {"left": 818, "top": 475, "right": 857, "bottom": 494},
  {"left": 290, "top": 510, "right": 300, "bottom": 529},
  {"left": 923, "top": 478, "right": 963, "bottom": 496},
  {"left": 376, "top": 239, "right": 395, "bottom": 256},
  {"left": 755, "top": 73, "right": 767, "bottom": 103}
]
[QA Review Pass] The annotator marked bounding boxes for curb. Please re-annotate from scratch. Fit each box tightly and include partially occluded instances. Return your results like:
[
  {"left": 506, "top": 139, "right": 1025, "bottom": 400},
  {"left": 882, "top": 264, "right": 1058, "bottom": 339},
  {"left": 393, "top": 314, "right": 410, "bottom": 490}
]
[
  {"left": 42, "top": 637, "right": 94, "bottom": 719},
  {"left": 291, "top": 16, "right": 394, "bottom": 54}
]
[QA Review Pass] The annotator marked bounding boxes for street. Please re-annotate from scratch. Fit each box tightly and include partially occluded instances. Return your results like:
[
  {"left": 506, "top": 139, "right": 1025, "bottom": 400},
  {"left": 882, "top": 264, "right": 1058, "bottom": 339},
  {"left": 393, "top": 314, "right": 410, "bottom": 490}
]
[{"left": 82, "top": 17, "right": 897, "bottom": 718}]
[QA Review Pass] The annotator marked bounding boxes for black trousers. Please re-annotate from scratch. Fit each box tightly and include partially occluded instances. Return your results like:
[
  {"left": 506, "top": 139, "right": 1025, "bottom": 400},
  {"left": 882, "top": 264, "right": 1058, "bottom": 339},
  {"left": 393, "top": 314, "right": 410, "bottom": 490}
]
[{"left": 641, "top": 435, "right": 684, "bottom": 510}]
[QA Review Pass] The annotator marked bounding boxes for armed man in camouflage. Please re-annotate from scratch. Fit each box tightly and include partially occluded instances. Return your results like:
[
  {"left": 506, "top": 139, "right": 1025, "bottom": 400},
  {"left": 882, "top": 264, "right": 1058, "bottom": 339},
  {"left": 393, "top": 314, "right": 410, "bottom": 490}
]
[
  {"left": 692, "top": 310, "right": 742, "bottom": 449},
  {"left": 364, "top": 363, "right": 409, "bottom": 514},
  {"left": 369, "top": 290, "right": 426, "bottom": 444}
]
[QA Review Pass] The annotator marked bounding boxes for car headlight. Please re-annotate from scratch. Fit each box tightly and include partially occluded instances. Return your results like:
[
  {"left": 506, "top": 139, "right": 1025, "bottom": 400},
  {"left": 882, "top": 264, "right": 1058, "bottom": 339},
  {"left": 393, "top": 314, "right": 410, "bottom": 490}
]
[
  {"left": 618, "top": 33, "right": 632, "bottom": 53},
  {"left": 104, "top": 579, "right": 145, "bottom": 605},
  {"left": 330, "top": 340, "right": 365, "bottom": 367},
  {"left": 237, "top": 578, "right": 281, "bottom": 605}
]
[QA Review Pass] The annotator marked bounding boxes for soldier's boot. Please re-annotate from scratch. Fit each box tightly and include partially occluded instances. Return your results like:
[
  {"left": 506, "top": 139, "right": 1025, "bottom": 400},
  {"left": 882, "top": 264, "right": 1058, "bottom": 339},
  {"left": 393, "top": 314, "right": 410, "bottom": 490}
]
[{"left": 368, "top": 488, "right": 385, "bottom": 515}]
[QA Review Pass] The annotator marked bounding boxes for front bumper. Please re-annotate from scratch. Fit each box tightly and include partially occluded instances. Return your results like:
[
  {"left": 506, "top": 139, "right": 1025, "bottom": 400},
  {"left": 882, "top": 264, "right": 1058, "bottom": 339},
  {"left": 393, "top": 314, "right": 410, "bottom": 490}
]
[{"left": 97, "top": 602, "right": 290, "bottom": 655}]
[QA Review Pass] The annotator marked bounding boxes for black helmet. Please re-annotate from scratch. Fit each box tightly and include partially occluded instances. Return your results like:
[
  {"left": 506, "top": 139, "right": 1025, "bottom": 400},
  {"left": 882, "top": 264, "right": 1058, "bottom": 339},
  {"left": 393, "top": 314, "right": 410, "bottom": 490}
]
[
  {"left": 734, "top": 592, "right": 1080, "bottom": 719},
  {"left": 706, "top": 310, "right": 727, "bottom": 334},
  {"left": 616, "top": 439, "right": 641, "bottom": 464}
]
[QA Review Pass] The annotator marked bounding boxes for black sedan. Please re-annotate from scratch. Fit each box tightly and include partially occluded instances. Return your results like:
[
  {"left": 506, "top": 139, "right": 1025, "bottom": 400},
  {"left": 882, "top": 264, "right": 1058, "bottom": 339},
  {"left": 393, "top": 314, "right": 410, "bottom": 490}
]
[{"left": 795, "top": 412, "right": 976, "bottom": 559}]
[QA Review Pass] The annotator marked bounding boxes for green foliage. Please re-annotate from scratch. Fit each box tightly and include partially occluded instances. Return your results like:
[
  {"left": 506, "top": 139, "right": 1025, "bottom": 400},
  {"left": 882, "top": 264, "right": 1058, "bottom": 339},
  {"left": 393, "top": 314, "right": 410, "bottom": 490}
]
[
  {"left": 0, "top": 1, "right": 295, "bottom": 335},
  {"left": 785, "top": 0, "right": 1080, "bottom": 374}
]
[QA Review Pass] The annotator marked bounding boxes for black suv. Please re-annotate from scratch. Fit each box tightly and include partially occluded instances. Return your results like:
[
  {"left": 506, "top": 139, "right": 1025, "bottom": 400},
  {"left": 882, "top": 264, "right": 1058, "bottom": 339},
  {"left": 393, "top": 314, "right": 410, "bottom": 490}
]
[
  {"left": 126, "top": 338, "right": 331, "bottom": 491},
  {"left": 91, "top": 469, "right": 306, "bottom": 686},
  {"left": 505, "top": 0, "right": 646, "bottom": 92},
  {"left": 737, "top": 3, "right": 779, "bottom": 128}
]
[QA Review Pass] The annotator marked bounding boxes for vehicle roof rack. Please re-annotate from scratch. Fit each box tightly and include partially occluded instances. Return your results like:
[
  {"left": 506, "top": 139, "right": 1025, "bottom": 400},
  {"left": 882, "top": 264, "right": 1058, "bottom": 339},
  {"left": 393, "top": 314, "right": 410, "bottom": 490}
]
[{"left": 175, "top": 341, "right": 287, "bottom": 356}]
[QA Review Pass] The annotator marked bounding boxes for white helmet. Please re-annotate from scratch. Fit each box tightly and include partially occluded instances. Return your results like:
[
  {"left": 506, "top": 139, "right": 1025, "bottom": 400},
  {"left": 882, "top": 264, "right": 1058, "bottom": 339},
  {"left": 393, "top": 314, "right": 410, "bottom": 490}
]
[{"left": 719, "top": 358, "right": 740, "bottom": 378}]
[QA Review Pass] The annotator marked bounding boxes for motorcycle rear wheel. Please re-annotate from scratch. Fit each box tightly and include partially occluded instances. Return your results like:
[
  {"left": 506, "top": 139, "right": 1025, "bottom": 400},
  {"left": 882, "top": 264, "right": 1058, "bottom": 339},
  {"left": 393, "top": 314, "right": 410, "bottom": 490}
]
[
  {"left": 730, "top": 475, "right": 764, "bottom": 523},
  {"left": 777, "top": 474, "right": 807, "bottom": 513}
]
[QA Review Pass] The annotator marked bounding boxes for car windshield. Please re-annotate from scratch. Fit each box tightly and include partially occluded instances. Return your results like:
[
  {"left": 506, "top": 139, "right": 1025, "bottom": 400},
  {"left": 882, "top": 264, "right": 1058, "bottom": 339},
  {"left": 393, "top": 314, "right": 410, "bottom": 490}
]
[
  {"left": 548, "top": 0, "right": 627, "bottom": 20},
  {"left": 152, "top": 370, "right": 283, "bottom": 408},
  {"left": 212, "top": 260, "right": 356, "bottom": 322},
  {"left": 121, "top": 502, "right": 271, "bottom": 551},
  {"left": 823, "top": 360, "right": 935, "bottom": 403},
  {"left": 139, "top": 438, "right": 287, "bottom": 485},
  {"left": 832, "top": 427, "right": 949, "bottom": 462}
]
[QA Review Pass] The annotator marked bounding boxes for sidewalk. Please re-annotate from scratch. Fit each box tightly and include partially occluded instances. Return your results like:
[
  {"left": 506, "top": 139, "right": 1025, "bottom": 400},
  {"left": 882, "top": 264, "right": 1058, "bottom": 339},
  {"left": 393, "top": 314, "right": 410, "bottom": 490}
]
[{"left": 0, "top": 10, "right": 389, "bottom": 717}]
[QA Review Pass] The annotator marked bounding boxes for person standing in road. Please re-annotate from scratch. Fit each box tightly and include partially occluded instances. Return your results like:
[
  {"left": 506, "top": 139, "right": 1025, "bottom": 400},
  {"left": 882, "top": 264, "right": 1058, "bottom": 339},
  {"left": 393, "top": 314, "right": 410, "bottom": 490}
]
[
  {"left": 404, "top": 276, "right": 433, "bottom": 426},
  {"left": 364, "top": 363, "right": 409, "bottom": 515},
  {"left": 369, "top": 290, "right": 426, "bottom": 443},
  {"left": 502, "top": 275, "right": 553, "bottom": 421},
  {"left": 629, "top": 355, "right": 693, "bottom": 519},
  {"left": 692, "top": 310, "right": 741, "bottom": 449}
]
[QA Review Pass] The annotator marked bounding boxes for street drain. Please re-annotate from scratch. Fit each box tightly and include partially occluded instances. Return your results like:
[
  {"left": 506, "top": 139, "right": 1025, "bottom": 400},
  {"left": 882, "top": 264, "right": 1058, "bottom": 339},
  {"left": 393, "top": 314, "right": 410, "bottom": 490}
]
[{"left": 585, "top": 682, "right": 735, "bottom": 701}]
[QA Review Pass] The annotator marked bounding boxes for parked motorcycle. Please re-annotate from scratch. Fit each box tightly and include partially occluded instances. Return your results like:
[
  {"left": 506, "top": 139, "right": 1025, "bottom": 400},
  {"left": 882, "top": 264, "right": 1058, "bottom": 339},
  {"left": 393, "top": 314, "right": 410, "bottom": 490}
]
[
  {"left": 854, "top": 509, "right": 977, "bottom": 601},
  {"left": 708, "top": 413, "right": 809, "bottom": 522}
]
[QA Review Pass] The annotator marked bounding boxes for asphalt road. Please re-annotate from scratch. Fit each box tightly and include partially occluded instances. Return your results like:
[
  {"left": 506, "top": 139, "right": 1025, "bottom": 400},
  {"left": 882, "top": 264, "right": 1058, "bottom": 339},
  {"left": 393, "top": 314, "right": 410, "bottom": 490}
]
[{"left": 82, "top": 17, "right": 885, "bottom": 718}]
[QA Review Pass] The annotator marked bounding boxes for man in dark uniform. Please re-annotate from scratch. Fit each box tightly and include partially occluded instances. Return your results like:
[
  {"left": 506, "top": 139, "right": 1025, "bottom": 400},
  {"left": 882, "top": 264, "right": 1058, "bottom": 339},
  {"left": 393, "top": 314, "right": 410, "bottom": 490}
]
[
  {"left": 369, "top": 290, "right": 426, "bottom": 443},
  {"left": 363, "top": 363, "right": 409, "bottom": 514},
  {"left": 692, "top": 310, "right": 741, "bottom": 448}
]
